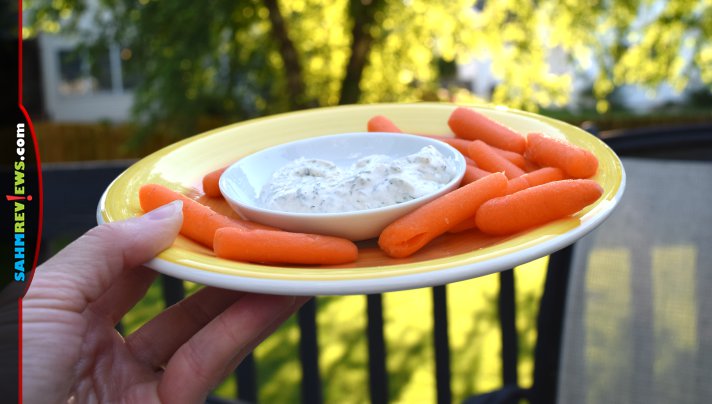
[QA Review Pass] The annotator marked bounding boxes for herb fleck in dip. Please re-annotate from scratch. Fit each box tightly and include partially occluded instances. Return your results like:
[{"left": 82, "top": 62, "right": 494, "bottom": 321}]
[{"left": 259, "top": 145, "right": 457, "bottom": 213}]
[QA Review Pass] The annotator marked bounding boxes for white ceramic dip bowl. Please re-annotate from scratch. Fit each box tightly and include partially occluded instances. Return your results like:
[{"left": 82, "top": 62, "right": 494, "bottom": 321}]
[{"left": 219, "top": 132, "right": 467, "bottom": 241}]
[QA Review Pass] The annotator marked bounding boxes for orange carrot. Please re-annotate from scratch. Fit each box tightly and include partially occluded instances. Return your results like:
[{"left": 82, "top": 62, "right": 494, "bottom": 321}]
[
  {"left": 420, "top": 134, "right": 525, "bottom": 168},
  {"left": 452, "top": 166, "right": 497, "bottom": 231},
  {"left": 202, "top": 167, "right": 228, "bottom": 198},
  {"left": 475, "top": 179, "right": 604, "bottom": 236},
  {"left": 453, "top": 167, "right": 561, "bottom": 231},
  {"left": 525, "top": 133, "right": 599, "bottom": 178},
  {"left": 493, "top": 147, "right": 527, "bottom": 169},
  {"left": 461, "top": 165, "right": 493, "bottom": 185},
  {"left": 419, "top": 134, "right": 471, "bottom": 156},
  {"left": 505, "top": 167, "right": 565, "bottom": 194},
  {"left": 523, "top": 159, "right": 540, "bottom": 172},
  {"left": 139, "top": 183, "right": 276, "bottom": 248},
  {"left": 468, "top": 140, "right": 526, "bottom": 179},
  {"left": 378, "top": 172, "right": 508, "bottom": 258},
  {"left": 367, "top": 115, "right": 402, "bottom": 133},
  {"left": 447, "top": 218, "right": 478, "bottom": 233},
  {"left": 214, "top": 227, "right": 358, "bottom": 265},
  {"left": 447, "top": 107, "right": 526, "bottom": 153}
]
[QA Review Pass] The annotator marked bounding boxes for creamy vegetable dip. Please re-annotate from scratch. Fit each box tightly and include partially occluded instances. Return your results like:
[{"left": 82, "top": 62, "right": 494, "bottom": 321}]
[{"left": 259, "top": 145, "right": 458, "bottom": 213}]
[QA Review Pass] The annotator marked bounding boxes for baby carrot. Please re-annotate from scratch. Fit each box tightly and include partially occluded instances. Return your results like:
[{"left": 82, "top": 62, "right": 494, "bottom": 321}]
[
  {"left": 139, "top": 183, "right": 275, "bottom": 248},
  {"left": 419, "top": 134, "right": 471, "bottom": 156},
  {"left": 447, "top": 218, "right": 478, "bottom": 233},
  {"left": 452, "top": 167, "right": 560, "bottom": 231},
  {"left": 475, "top": 179, "right": 604, "bottom": 236},
  {"left": 494, "top": 147, "right": 527, "bottom": 169},
  {"left": 378, "top": 172, "right": 508, "bottom": 258},
  {"left": 447, "top": 107, "right": 526, "bottom": 153},
  {"left": 202, "top": 167, "right": 227, "bottom": 198},
  {"left": 461, "top": 165, "right": 493, "bottom": 185},
  {"left": 452, "top": 166, "right": 501, "bottom": 230},
  {"left": 452, "top": 166, "right": 557, "bottom": 231},
  {"left": 525, "top": 133, "right": 599, "bottom": 178},
  {"left": 505, "top": 167, "right": 565, "bottom": 194},
  {"left": 420, "top": 134, "right": 525, "bottom": 168},
  {"left": 214, "top": 227, "right": 358, "bottom": 265},
  {"left": 367, "top": 115, "right": 402, "bottom": 133},
  {"left": 468, "top": 140, "right": 526, "bottom": 179},
  {"left": 523, "top": 159, "right": 541, "bottom": 172}
]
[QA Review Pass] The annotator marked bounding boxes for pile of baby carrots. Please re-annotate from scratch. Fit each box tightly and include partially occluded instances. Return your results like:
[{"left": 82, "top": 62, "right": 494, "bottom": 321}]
[
  {"left": 139, "top": 106, "right": 603, "bottom": 265},
  {"left": 371, "top": 107, "right": 602, "bottom": 257}
]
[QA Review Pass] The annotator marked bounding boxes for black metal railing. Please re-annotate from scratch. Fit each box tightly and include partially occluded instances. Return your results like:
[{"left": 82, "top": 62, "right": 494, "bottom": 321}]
[{"left": 39, "top": 123, "right": 712, "bottom": 404}]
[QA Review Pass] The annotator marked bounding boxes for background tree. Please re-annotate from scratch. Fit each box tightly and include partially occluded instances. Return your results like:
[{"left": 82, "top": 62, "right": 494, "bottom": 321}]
[{"left": 24, "top": 0, "right": 712, "bottom": 139}]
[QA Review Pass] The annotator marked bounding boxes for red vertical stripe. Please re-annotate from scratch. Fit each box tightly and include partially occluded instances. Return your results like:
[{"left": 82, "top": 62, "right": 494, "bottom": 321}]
[
  {"left": 18, "top": 299, "right": 22, "bottom": 403},
  {"left": 18, "top": 0, "right": 22, "bottom": 104},
  {"left": 18, "top": 0, "right": 25, "bottom": 402}
]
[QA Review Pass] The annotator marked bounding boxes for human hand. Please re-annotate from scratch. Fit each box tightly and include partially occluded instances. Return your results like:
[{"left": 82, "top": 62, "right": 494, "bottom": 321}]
[{"left": 22, "top": 201, "right": 309, "bottom": 404}]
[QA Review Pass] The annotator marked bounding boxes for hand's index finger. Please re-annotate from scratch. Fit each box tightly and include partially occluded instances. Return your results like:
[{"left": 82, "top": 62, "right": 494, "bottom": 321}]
[
  {"left": 125, "top": 287, "right": 246, "bottom": 369},
  {"left": 158, "top": 294, "right": 308, "bottom": 404},
  {"left": 27, "top": 201, "right": 182, "bottom": 312}
]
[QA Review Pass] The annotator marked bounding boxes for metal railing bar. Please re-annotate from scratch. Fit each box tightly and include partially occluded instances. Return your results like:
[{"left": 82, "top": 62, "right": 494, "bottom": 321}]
[
  {"left": 298, "top": 299, "right": 322, "bottom": 404},
  {"left": 498, "top": 269, "right": 519, "bottom": 386},
  {"left": 432, "top": 285, "right": 451, "bottom": 404},
  {"left": 236, "top": 353, "right": 257, "bottom": 403},
  {"left": 160, "top": 274, "right": 185, "bottom": 308},
  {"left": 529, "top": 245, "right": 573, "bottom": 404},
  {"left": 367, "top": 294, "right": 388, "bottom": 404}
]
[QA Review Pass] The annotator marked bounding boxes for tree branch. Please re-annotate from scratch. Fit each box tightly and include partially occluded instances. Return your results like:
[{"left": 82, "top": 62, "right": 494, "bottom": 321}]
[
  {"left": 339, "top": 0, "right": 385, "bottom": 105},
  {"left": 263, "top": 0, "right": 309, "bottom": 109}
]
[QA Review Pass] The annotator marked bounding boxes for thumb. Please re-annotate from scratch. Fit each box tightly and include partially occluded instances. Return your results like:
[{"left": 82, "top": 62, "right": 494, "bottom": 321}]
[{"left": 36, "top": 200, "right": 183, "bottom": 306}]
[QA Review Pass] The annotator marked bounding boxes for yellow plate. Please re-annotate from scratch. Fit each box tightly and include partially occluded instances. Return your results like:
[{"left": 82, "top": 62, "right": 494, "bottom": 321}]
[{"left": 97, "top": 103, "right": 625, "bottom": 295}]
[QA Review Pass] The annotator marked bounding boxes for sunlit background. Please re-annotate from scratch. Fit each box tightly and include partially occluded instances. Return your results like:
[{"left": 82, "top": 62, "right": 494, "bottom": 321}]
[
  {"left": 23, "top": 0, "right": 712, "bottom": 159},
  {"left": 21, "top": 0, "right": 712, "bottom": 402}
]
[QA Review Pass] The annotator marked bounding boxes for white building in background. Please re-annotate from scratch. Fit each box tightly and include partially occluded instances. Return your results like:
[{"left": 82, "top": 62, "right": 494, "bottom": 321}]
[{"left": 36, "top": 33, "right": 134, "bottom": 122}]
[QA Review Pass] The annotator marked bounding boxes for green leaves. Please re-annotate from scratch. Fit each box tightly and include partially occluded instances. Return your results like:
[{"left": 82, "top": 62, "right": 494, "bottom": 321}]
[{"left": 25, "top": 0, "right": 712, "bottom": 140}]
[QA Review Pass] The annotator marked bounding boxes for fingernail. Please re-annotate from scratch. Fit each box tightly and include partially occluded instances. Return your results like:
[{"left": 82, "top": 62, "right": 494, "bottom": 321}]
[{"left": 144, "top": 200, "right": 183, "bottom": 221}]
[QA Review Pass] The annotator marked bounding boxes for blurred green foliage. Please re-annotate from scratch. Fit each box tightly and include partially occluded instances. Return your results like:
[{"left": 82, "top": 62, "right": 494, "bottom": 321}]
[
  {"left": 119, "top": 259, "right": 548, "bottom": 403},
  {"left": 24, "top": 0, "right": 712, "bottom": 139}
]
